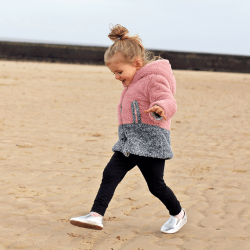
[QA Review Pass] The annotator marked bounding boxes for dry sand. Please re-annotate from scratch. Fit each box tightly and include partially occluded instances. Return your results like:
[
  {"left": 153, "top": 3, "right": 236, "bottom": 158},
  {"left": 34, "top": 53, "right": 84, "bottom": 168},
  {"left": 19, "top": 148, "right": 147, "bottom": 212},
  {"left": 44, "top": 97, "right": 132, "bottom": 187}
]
[{"left": 0, "top": 60, "right": 250, "bottom": 250}]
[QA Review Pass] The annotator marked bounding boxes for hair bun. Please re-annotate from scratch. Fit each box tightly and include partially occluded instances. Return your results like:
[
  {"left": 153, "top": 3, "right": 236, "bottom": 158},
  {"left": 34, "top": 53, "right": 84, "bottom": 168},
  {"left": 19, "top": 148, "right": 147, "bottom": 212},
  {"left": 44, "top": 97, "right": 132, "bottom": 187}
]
[{"left": 108, "top": 24, "right": 129, "bottom": 41}]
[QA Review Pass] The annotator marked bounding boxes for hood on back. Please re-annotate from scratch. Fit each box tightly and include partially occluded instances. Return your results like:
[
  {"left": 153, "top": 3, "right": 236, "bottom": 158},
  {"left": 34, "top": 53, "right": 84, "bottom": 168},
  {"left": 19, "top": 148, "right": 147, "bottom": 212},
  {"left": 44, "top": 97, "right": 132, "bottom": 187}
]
[{"left": 132, "top": 59, "right": 176, "bottom": 95}]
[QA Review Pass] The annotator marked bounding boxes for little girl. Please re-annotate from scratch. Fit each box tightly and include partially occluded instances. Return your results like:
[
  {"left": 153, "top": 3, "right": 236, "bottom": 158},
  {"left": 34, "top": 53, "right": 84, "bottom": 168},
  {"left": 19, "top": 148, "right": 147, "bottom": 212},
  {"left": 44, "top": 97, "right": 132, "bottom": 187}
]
[{"left": 70, "top": 24, "right": 187, "bottom": 234}]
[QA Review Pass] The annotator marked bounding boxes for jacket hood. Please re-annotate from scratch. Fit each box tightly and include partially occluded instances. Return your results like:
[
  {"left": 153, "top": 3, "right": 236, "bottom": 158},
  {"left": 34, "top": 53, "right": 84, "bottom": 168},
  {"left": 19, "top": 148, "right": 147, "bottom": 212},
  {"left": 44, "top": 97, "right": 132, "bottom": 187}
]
[{"left": 132, "top": 59, "right": 176, "bottom": 95}]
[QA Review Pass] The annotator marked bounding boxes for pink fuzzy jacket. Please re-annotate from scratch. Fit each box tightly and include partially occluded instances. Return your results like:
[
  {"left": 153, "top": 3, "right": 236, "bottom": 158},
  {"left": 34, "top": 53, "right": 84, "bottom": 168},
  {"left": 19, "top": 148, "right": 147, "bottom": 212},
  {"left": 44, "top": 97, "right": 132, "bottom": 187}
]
[
  {"left": 118, "top": 59, "right": 176, "bottom": 129},
  {"left": 112, "top": 59, "right": 177, "bottom": 159}
]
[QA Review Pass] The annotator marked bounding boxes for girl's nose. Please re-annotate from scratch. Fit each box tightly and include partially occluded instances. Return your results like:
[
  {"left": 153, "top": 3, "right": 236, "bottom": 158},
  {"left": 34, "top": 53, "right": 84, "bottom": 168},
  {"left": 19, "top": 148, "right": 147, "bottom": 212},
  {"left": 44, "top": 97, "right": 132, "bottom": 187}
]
[{"left": 115, "top": 74, "right": 120, "bottom": 80}]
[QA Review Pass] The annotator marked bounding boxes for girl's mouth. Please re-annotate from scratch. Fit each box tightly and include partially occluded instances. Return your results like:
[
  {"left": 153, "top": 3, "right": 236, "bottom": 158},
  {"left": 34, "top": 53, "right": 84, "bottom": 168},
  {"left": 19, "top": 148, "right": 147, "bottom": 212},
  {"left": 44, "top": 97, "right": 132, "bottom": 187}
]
[{"left": 122, "top": 79, "right": 126, "bottom": 83}]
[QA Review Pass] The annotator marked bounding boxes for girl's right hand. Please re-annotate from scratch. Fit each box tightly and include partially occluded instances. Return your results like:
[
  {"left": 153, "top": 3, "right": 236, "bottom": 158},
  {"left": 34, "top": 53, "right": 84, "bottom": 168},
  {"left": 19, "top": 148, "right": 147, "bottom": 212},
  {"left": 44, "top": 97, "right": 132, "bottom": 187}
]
[{"left": 144, "top": 105, "right": 167, "bottom": 121}]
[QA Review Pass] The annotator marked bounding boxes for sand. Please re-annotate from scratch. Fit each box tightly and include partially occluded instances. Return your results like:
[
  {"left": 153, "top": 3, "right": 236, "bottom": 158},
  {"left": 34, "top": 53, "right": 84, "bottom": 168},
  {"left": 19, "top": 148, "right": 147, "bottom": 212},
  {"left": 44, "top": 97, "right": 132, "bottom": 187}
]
[{"left": 0, "top": 60, "right": 250, "bottom": 250}]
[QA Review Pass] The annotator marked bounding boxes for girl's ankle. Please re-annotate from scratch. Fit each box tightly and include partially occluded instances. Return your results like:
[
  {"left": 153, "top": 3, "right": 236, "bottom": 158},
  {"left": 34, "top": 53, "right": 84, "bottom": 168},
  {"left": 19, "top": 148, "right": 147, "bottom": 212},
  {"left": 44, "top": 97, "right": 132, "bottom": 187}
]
[
  {"left": 90, "top": 212, "right": 102, "bottom": 217},
  {"left": 174, "top": 209, "right": 184, "bottom": 220}
]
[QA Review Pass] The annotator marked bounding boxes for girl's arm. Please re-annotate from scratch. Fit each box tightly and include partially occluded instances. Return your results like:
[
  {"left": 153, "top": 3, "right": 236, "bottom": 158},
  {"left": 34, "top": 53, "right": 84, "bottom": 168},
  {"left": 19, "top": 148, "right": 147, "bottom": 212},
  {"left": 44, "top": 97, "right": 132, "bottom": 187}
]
[{"left": 144, "top": 75, "right": 177, "bottom": 121}]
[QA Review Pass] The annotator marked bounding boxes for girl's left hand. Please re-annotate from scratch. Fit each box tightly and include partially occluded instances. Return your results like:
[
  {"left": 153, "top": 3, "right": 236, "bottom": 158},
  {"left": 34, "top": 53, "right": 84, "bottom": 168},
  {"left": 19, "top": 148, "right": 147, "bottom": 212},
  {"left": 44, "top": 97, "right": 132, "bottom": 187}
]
[{"left": 144, "top": 105, "right": 167, "bottom": 121}]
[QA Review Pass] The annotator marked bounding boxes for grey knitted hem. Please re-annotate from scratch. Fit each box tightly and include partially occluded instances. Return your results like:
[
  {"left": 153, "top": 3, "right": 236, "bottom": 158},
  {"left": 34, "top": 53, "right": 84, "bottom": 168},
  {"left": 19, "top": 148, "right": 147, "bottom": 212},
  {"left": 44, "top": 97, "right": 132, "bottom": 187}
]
[{"left": 112, "top": 123, "right": 173, "bottom": 159}]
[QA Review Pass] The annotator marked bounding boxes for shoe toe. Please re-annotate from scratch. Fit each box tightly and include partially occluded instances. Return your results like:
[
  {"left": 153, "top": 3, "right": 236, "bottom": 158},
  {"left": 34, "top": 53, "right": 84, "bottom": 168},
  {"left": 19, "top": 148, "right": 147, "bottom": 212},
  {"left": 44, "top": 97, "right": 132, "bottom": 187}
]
[
  {"left": 70, "top": 214, "right": 103, "bottom": 230},
  {"left": 161, "top": 216, "right": 177, "bottom": 232},
  {"left": 161, "top": 223, "right": 173, "bottom": 232}
]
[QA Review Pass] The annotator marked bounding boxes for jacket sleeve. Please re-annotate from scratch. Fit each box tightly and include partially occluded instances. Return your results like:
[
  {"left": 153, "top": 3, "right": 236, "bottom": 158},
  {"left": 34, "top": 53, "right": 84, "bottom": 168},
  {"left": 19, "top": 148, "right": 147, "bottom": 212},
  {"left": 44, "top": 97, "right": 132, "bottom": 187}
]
[{"left": 148, "top": 75, "right": 177, "bottom": 122}]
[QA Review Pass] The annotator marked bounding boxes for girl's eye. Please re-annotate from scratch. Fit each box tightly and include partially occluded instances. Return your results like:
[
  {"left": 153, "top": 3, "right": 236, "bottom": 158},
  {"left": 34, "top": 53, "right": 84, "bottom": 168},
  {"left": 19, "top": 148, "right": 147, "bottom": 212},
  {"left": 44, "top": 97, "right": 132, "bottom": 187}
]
[{"left": 118, "top": 71, "right": 122, "bottom": 74}]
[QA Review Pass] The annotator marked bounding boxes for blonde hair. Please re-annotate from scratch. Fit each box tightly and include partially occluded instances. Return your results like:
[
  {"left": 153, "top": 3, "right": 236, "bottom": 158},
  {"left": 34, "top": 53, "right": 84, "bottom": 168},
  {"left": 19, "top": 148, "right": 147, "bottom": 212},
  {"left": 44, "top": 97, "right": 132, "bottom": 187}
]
[{"left": 104, "top": 24, "right": 160, "bottom": 66}]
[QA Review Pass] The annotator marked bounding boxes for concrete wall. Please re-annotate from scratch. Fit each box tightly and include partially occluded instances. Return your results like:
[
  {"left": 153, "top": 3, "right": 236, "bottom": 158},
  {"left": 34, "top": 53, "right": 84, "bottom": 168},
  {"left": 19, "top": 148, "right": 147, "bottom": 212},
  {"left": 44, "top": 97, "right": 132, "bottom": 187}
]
[{"left": 1, "top": 41, "right": 249, "bottom": 73}]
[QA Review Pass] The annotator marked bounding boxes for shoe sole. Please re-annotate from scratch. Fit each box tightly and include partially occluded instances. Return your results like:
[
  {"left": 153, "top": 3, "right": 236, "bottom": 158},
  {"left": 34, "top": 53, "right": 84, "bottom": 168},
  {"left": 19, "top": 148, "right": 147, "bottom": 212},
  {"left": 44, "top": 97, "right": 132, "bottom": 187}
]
[
  {"left": 161, "top": 218, "right": 187, "bottom": 234},
  {"left": 70, "top": 220, "right": 103, "bottom": 230}
]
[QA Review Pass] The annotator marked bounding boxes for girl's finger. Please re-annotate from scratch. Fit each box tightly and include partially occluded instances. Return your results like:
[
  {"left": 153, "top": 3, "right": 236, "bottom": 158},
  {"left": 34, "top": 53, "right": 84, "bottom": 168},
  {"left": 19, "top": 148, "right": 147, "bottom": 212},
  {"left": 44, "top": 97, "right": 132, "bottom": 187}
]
[{"left": 144, "top": 108, "right": 153, "bottom": 113}]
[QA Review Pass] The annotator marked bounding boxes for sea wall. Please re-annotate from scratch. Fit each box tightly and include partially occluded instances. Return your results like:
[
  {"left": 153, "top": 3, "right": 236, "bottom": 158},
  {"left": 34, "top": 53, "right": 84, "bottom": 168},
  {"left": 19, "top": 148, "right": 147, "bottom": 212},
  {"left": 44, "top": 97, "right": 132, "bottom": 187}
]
[{"left": 0, "top": 41, "right": 249, "bottom": 73}]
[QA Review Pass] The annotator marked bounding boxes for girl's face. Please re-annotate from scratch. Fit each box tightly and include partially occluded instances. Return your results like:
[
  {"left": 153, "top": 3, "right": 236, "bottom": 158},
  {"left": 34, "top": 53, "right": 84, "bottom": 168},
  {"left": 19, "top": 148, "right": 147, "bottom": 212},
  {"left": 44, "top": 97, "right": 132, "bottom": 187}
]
[{"left": 107, "top": 53, "right": 142, "bottom": 87}]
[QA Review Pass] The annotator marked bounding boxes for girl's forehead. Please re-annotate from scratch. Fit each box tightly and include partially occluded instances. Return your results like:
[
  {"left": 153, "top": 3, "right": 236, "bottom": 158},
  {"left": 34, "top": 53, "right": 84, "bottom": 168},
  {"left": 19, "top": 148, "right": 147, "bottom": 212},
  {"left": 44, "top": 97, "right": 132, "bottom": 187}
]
[
  {"left": 108, "top": 55, "right": 127, "bottom": 70},
  {"left": 107, "top": 61, "right": 125, "bottom": 72}
]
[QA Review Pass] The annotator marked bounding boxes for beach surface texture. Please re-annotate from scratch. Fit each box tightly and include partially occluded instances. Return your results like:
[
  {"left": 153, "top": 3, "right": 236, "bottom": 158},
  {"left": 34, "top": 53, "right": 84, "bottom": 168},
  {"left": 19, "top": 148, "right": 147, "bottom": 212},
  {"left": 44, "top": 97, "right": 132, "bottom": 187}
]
[{"left": 0, "top": 60, "right": 250, "bottom": 250}]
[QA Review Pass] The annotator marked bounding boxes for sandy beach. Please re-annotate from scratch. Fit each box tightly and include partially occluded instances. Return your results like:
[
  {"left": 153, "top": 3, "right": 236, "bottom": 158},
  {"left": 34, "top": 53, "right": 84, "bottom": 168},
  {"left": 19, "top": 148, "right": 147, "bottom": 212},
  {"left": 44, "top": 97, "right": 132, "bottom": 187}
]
[{"left": 0, "top": 60, "right": 250, "bottom": 250}]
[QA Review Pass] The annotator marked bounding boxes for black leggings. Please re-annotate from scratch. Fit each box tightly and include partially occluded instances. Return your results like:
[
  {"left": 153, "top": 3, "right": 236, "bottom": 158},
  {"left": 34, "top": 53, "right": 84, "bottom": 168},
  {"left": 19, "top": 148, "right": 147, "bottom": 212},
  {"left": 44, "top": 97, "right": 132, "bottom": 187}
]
[{"left": 91, "top": 151, "right": 182, "bottom": 216}]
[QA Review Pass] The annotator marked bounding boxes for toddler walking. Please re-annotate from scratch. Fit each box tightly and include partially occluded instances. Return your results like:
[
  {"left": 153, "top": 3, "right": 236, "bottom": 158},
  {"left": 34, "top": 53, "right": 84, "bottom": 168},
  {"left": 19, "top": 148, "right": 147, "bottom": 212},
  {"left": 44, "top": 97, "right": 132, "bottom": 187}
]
[{"left": 70, "top": 24, "right": 187, "bottom": 234}]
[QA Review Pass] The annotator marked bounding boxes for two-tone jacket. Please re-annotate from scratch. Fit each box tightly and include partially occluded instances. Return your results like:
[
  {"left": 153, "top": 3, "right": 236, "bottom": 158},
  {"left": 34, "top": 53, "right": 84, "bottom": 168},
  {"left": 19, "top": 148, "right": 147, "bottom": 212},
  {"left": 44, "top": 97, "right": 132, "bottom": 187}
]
[{"left": 112, "top": 59, "right": 177, "bottom": 159}]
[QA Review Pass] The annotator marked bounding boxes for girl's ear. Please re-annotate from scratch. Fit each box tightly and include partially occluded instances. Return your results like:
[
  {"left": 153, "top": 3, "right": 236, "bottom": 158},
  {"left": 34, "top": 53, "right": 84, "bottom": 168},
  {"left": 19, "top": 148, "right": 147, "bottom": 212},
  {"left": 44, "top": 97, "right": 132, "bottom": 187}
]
[{"left": 134, "top": 58, "right": 143, "bottom": 70}]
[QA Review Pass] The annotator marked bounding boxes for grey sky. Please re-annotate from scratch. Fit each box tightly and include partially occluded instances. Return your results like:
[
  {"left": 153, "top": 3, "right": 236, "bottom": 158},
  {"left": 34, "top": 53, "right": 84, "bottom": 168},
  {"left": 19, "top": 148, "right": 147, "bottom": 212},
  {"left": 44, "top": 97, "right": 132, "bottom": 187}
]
[{"left": 1, "top": 0, "right": 249, "bottom": 55}]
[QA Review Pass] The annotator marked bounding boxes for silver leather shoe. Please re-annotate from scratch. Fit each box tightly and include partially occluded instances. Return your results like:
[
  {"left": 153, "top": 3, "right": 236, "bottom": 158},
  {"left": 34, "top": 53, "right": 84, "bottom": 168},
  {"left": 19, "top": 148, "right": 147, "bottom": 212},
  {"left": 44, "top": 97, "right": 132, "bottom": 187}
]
[
  {"left": 161, "top": 208, "right": 187, "bottom": 234},
  {"left": 70, "top": 213, "right": 103, "bottom": 230}
]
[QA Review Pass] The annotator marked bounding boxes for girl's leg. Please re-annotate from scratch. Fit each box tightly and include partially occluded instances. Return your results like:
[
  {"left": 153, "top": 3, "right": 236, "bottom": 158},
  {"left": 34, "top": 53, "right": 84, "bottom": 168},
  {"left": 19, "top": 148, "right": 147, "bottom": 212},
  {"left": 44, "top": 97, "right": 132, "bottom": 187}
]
[
  {"left": 136, "top": 156, "right": 182, "bottom": 216},
  {"left": 91, "top": 151, "right": 136, "bottom": 216}
]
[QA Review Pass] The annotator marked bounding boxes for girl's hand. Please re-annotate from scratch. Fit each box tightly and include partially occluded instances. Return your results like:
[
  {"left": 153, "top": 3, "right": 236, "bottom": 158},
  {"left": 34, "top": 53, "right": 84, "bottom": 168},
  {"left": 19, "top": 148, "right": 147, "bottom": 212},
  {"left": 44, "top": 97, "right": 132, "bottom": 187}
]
[{"left": 144, "top": 105, "right": 167, "bottom": 121}]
